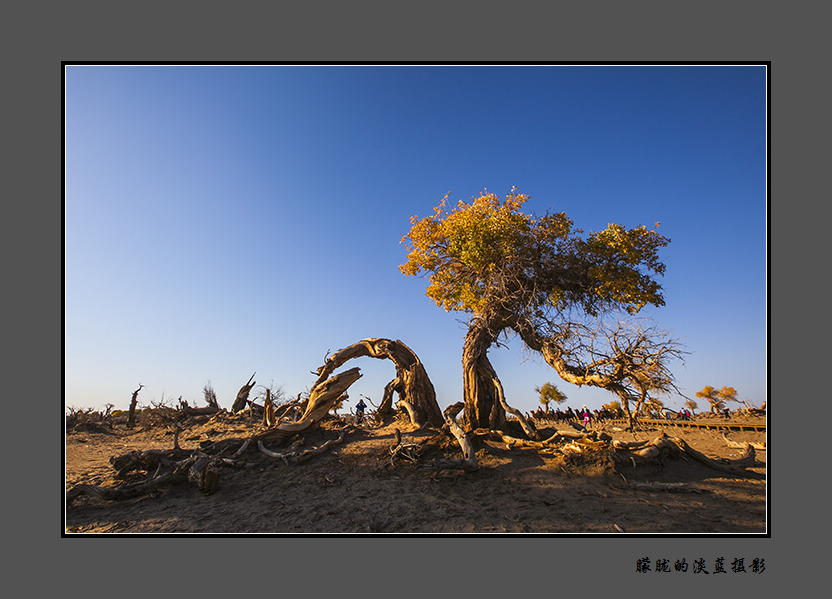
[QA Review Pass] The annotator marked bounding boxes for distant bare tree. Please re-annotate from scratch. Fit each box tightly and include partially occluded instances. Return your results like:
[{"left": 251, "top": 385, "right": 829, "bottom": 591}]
[
  {"left": 127, "top": 384, "right": 144, "bottom": 428},
  {"left": 203, "top": 382, "right": 219, "bottom": 408}
]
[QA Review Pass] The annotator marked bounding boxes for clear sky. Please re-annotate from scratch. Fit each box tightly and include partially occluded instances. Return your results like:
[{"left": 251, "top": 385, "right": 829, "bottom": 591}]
[{"left": 64, "top": 64, "right": 767, "bottom": 416}]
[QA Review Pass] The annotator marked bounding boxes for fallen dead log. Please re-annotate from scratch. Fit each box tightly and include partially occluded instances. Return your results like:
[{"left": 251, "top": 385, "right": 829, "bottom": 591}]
[
  {"left": 256, "top": 429, "right": 349, "bottom": 465},
  {"left": 479, "top": 430, "right": 548, "bottom": 450},
  {"left": 559, "top": 441, "right": 589, "bottom": 455},
  {"left": 723, "top": 433, "right": 766, "bottom": 451},
  {"left": 475, "top": 427, "right": 611, "bottom": 450},
  {"left": 612, "top": 439, "right": 651, "bottom": 450},
  {"left": 544, "top": 429, "right": 590, "bottom": 441},
  {"left": 67, "top": 451, "right": 233, "bottom": 505},
  {"left": 67, "top": 473, "right": 180, "bottom": 504},
  {"left": 177, "top": 405, "right": 222, "bottom": 419},
  {"left": 666, "top": 435, "right": 758, "bottom": 470},
  {"left": 728, "top": 443, "right": 759, "bottom": 467},
  {"left": 111, "top": 448, "right": 189, "bottom": 478},
  {"left": 68, "top": 369, "right": 365, "bottom": 506},
  {"left": 626, "top": 434, "right": 759, "bottom": 473}
]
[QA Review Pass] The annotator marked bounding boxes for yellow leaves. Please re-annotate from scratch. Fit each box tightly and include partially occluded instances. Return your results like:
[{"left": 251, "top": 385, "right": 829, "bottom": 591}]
[
  {"left": 400, "top": 187, "right": 669, "bottom": 318},
  {"left": 547, "top": 289, "right": 564, "bottom": 309},
  {"left": 400, "top": 189, "right": 537, "bottom": 314},
  {"left": 696, "top": 385, "right": 716, "bottom": 399}
]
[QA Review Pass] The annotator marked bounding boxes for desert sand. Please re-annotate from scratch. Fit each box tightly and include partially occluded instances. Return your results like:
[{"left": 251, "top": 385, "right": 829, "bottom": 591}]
[{"left": 65, "top": 410, "right": 766, "bottom": 534}]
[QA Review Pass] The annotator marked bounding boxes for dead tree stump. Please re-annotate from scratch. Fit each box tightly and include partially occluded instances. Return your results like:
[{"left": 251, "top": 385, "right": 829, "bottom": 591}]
[{"left": 232, "top": 373, "right": 256, "bottom": 413}]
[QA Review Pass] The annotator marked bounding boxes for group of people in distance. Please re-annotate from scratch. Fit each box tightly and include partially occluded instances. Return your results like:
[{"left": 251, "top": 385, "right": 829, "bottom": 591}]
[
  {"left": 528, "top": 405, "right": 622, "bottom": 429},
  {"left": 528, "top": 402, "right": 767, "bottom": 427},
  {"left": 528, "top": 405, "right": 701, "bottom": 428}
]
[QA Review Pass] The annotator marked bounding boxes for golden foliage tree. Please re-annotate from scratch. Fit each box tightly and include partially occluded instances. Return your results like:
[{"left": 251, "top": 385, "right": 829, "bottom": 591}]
[
  {"left": 401, "top": 188, "right": 679, "bottom": 430},
  {"left": 697, "top": 385, "right": 738, "bottom": 414},
  {"left": 603, "top": 400, "right": 622, "bottom": 412},
  {"left": 535, "top": 382, "right": 567, "bottom": 411}
]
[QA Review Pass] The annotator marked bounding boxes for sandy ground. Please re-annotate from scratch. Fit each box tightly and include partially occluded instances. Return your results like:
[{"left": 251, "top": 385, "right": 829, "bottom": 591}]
[{"left": 64, "top": 411, "right": 766, "bottom": 534}]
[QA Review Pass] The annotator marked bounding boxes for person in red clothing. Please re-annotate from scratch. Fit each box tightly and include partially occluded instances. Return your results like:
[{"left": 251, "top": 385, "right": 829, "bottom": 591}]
[{"left": 582, "top": 405, "right": 591, "bottom": 429}]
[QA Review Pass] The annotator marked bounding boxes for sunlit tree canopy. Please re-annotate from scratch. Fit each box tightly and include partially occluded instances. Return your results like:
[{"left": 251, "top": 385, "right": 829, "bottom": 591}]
[
  {"left": 696, "top": 385, "right": 739, "bottom": 413},
  {"left": 400, "top": 189, "right": 669, "bottom": 321},
  {"left": 535, "top": 382, "right": 567, "bottom": 407}
]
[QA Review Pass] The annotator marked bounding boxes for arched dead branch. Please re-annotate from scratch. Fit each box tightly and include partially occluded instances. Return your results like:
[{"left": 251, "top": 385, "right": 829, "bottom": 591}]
[
  {"left": 310, "top": 338, "right": 443, "bottom": 427},
  {"left": 493, "top": 375, "right": 538, "bottom": 439}
]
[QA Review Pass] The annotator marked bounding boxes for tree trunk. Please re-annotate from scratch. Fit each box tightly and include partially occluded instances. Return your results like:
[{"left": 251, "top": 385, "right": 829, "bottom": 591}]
[
  {"left": 613, "top": 386, "right": 637, "bottom": 431},
  {"left": 437, "top": 402, "right": 479, "bottom": 471},
  {"left": 311, "top": 338, "right": 443, "bottom": 427},
  {"left": 462, "top": 320, "right": 505, "bottom": 431},
  {"left": 378, "top": 377, "right": 402, "bottom": 417}
]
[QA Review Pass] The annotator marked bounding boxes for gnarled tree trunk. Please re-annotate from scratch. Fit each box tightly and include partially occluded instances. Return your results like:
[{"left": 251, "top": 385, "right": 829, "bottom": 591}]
[
  {"left": 462, "top": 320, "right": 506, "bottom": 431},
  {"left": 311, "top": 338, "right": 443, "bottom": 427}
]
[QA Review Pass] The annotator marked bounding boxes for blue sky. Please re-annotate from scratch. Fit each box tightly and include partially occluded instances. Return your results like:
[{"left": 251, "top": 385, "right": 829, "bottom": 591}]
[{"left": 64, "top": 64, "right": 767, "bottom": 415}]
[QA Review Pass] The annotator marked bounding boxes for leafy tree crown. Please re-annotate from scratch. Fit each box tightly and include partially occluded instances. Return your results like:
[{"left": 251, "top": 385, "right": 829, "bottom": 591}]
[
  {"left": 400, "top": 189, "right": 669, "bottom": 319},
  {"left": 535, "top": 382, "right": 567, "bottom": 406}
]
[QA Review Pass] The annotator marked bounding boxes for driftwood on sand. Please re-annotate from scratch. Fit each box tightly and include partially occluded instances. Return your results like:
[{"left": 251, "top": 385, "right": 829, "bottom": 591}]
[{"left": 67, "top": 367, "right": 365, "bottom": 505}]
